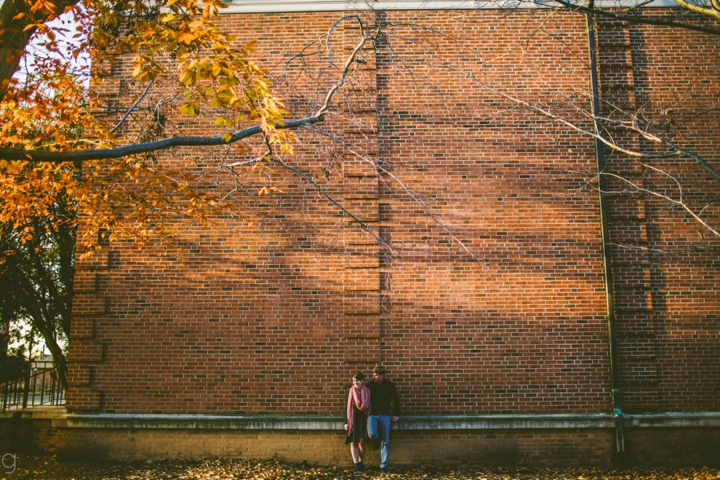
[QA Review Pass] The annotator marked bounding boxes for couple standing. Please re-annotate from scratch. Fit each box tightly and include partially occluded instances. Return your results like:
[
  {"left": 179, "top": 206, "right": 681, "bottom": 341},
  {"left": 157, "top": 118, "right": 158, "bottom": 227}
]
[{"left": 343, "top": 365, "right": 400, "bottom": 473}]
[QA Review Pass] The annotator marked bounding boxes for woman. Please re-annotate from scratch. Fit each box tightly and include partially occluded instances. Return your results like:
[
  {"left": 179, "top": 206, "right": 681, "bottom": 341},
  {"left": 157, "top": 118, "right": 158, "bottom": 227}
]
[{"left": 344, "top": 371, "right": 371, "bottom": 472}]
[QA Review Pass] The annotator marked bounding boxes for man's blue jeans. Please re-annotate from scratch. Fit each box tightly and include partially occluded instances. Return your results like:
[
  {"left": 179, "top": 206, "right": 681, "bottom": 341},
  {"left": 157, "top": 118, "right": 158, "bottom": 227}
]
[{"left": 366, "top": 414, "right": 391, "bottom": 468}]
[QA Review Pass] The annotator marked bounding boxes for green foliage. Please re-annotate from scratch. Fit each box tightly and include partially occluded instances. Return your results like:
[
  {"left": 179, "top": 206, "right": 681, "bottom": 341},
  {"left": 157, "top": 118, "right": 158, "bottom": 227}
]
[{"left": 0, "top": 190, "right": 75, "bottom": 390}]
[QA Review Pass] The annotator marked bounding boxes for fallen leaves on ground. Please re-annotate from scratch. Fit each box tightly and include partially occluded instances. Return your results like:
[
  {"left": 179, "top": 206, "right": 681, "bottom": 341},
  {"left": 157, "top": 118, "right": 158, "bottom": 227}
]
[{"left": 4, "top": 455, "right": 720, "bottom": 480}]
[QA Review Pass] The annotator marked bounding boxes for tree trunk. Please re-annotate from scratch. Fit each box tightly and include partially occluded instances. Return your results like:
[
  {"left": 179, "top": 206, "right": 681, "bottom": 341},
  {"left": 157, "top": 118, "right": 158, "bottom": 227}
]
[{"left": 0, "top": 0, "right": 79, "bottom": 102}]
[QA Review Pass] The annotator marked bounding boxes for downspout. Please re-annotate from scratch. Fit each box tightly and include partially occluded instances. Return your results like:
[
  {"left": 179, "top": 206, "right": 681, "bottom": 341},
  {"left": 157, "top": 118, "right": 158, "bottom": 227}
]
[{"left": 585, "top": 9, "right": 625, "bottom": 464}]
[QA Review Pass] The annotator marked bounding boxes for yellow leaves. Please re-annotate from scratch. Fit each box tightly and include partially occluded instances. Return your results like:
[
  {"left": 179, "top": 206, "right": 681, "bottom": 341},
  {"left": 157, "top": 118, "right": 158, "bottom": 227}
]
[
  {"left": 213, "top": 116, "right": 233, "bottom": 128},
  {"left": 142, "top": 26, "right": 157, "bottom": 40},
  {"left": 132, "top": 63, "right": 144, "bottom": 79},
  {"left": 179, "top": 102, "right": 198, "bottom": 116},
  {"left": 258, "top": 186, "right": 282, "bottom": 196},
  {"left": 187, "top": 19, "right": 205, "bottom": 30},
  {"left": 132, "top": 56, "right": 161, "bottom": 81},
  {"left": 176, "top": 31, "right": 199, "bottom": 46},
  {"left": 178, "top": 68, "right": 195, "bottom": 86}
]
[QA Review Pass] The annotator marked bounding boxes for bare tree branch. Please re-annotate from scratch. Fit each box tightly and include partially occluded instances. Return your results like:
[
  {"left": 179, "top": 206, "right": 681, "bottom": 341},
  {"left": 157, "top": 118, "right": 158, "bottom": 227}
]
[
  {"left": 548, "top": 0, "right": 720, "bottom": 36},
  {"left": 270, "top": 156, "right": 385, "bottom": 247},
  {"left": 672, "top": 0, "right": 720, "bottom": 21},
  {"left": 599, "top": 165, "right": 719, "bottom": 237},
  {"left": 109, "top": 81, "right": 155, "bottom": 134},
  {"left": 461, "top": 81, "right": 720, "bottom": 183},
  {"left": 305, "top": 123, "right": 484, "bottom": 263}
]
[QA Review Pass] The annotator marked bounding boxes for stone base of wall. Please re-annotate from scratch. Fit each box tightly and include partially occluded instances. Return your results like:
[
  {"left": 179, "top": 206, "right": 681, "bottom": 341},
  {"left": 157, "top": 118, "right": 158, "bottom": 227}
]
[
  {"left": 54, "top": 428, "right": 615, "bottom": 467},
  {"left": 624, "top": 428, "right": 720, "bottom": 467},
  {"left": 0, "top": 408, "right": 62, "bottom": 454},
  {"left": 3, "top": 410, "right": 720, "bottom": 467}
]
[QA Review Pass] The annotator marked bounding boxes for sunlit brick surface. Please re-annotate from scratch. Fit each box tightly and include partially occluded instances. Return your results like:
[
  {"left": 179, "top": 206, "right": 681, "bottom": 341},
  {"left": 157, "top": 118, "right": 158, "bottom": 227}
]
[{"left": 68, "top": 9, "right": 719, "bottom": 416}]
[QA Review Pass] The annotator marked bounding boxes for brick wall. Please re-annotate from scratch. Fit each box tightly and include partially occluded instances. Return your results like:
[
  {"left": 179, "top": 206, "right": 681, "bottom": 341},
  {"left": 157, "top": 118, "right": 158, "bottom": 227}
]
[
  {"left": 596, "top": 13, "right": 720, "bottom": 413},
  {"left": 68, "top": 7, "right": 719, "bottom": 422},
  {"left": 54, "top": 428, "right": 615, "bottom": 466}
]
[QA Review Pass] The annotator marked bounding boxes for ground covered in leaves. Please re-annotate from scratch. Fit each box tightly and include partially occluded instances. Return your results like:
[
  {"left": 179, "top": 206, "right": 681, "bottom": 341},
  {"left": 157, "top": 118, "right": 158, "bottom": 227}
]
[{"left": 3, "top": 455, "right": 719, "bottom": 480}]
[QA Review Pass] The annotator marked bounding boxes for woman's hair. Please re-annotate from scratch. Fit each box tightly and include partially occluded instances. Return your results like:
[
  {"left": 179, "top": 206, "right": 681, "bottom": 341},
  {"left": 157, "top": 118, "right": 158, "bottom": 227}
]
[{"left": 353, "top": 372, "right": 365, "bottom": 381}]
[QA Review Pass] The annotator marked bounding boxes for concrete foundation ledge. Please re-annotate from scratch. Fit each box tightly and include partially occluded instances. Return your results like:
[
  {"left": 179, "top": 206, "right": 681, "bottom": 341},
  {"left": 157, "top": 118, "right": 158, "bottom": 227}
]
[
  {"left": 4, "top": 409, "right": 719, "bottom": 465},
  {"left": 624, "top": 412, "right": 720, "bottom": 428},
  {"left": 0, "top": 406, "right": 67, "bottom": 420},
  {"left": 51, "top": 412, "right": 720, "bottom": 430}
]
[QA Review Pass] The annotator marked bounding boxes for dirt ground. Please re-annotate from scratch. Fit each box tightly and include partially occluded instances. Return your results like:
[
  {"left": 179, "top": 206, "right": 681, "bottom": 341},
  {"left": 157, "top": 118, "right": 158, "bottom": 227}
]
[{"left": 2, "top": 455, "right": 719, "bottom": 480}]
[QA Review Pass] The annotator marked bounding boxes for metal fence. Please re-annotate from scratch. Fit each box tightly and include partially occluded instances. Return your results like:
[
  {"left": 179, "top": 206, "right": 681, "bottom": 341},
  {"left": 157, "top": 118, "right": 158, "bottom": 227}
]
[{"left": 1, "top": 361, "right": 65, "bottom": 411}]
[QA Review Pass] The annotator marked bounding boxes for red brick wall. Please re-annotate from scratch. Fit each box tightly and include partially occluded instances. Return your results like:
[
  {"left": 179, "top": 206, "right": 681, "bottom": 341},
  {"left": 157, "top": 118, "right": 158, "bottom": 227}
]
[
  {"left": 596, "top": 13, "right": 720, "bottom": 413},
  {"left": 68, "top": 8, "right": 719, "bottom": 417}
]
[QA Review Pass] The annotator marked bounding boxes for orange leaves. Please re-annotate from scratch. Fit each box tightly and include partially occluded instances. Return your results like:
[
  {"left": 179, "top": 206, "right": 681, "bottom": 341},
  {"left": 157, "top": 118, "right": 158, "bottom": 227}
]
[
  {"left": 176, "top": 30, "right": 200, "bottom": 46},
  {"left": 28, "top": 0, "right": 59, "bottom": 15},
  {"left": 1, "top": 0, "right": 301, "bottom": 254},
  {"left": 90, "top": 0, "right": 290, "bottom": 155},
  {"left": 0, "top": 27, "right": 95, "bottom": 242},
  {"left": 0, "top": 160, "right": 77, "bottom": 241}
]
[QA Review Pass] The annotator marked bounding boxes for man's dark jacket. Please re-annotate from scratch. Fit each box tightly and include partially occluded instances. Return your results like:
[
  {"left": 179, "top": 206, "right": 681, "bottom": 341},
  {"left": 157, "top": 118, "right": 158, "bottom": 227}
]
[{"left": 368, "top": 379, "right": 401, "bottom": 416}]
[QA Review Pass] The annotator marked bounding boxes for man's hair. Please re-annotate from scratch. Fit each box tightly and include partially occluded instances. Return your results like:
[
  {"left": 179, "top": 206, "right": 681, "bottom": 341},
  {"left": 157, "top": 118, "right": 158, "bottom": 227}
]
[
  {"left": 373, "top": 366, "right": 387, "bottom": 375},
  {"left": 353, "top": 372, "right": 365, "bottom": 381}
]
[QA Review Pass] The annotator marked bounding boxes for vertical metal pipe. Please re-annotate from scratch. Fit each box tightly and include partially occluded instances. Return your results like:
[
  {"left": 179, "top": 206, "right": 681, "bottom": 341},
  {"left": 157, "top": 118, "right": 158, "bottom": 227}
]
[
  {"left": 40, "top": 365, "right": 46, "bottom": 406},
  {"left": 22, "top": 362, "right": 31, "bottom": 409},
  {"left": 585, "top": 11, "right": 625, "bottom": 460}
]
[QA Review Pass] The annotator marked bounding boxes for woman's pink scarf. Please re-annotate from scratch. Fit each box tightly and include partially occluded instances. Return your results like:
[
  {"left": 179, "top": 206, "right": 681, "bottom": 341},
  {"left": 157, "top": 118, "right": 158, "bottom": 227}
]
[{"left": 346, "top": 384, "right": 371, "bottom": 433}]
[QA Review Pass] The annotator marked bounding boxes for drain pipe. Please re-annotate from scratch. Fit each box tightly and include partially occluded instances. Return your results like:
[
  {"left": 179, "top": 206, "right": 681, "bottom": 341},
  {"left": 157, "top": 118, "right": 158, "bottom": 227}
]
[{"left": 585, "top": 10, "right": 625, "bottom": 464}]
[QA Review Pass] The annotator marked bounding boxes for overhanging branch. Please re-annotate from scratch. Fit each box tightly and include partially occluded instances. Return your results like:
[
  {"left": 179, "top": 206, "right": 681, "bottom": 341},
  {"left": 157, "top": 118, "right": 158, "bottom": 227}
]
[{"left": 0, "top": 116, "right": 323, "bottom": 163}]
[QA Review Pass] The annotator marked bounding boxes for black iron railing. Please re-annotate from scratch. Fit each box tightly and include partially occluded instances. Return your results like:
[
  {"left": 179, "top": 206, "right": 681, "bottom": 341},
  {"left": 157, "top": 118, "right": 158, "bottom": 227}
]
[{"left": 1, "top": 361, "right": 65, "bottom": 411}]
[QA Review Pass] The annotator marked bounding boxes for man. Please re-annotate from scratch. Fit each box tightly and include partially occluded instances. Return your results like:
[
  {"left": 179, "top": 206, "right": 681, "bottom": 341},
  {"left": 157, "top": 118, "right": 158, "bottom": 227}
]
[{"left": 366, "top": 365, "right": 400, "bottom": 471}]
